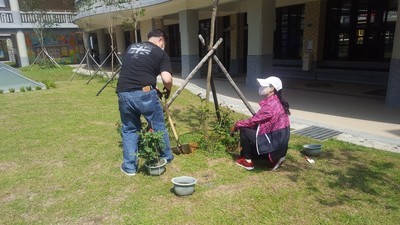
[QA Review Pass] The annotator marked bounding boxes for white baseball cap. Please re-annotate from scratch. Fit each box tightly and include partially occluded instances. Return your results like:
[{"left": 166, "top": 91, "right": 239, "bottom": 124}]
[{"left": 256, "top": 76, "right": 282, "bottom": 91}]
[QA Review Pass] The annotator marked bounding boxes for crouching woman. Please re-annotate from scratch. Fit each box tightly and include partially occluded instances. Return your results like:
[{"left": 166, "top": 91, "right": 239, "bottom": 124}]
[{"left": 231, "top": 76, "right": 290, "bottom": 171}]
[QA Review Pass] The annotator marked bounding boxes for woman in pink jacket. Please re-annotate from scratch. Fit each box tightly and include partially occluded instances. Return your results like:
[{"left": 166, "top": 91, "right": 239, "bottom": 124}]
[{"left": 231, "top": 76, "right": 290, "bottom": 171}]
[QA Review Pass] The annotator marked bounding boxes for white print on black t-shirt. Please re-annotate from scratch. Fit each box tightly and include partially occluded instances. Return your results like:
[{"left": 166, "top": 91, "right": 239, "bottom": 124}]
[{"left": 127, "top": 43, "right": 153, "bottom": 58}]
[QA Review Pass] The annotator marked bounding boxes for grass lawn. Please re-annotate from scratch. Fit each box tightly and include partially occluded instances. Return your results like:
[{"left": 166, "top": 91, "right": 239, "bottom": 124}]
[{"left": 1, "top": 66, "right": 399, "bottom": 224}]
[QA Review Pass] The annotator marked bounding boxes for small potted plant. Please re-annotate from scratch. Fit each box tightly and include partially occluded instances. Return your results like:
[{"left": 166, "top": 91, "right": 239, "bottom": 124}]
[{"left": 138, "top": 128, "right": 167, "bottom": 176}]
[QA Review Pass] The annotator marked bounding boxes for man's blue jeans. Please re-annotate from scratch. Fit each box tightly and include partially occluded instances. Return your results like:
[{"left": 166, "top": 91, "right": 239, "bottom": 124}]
[{"left": 118, "top": 89, "right": 174, "bottom": 173}]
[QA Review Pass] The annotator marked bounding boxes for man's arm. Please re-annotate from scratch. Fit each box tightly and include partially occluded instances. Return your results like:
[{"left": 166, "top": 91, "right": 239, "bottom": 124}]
[
  {"left": 160, "top": 71, "right": 172, "bottom": 91},
  {"left": 160, "top": 71, "right": 172, "bottom": 99}
]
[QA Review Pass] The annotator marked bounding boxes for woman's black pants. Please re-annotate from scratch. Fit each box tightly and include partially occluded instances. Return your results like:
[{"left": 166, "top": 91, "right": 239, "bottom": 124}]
[{"left": 239, "top": 127, "right": 287, "bottom": 163}]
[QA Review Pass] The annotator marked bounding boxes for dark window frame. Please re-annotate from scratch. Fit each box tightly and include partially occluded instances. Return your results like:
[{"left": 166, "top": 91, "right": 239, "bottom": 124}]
[
  {"left": 274, "top": 4, "right": 305, "bottom": 59},
  {"left": 167, "top": 24, "right": 180, "bottom": 58},
  {"left": 324, "top": 0, "right": 397, "bottom": 61}
]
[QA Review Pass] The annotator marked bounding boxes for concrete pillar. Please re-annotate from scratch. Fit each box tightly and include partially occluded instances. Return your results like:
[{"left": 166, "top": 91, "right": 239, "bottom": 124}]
[
  {"left": 16, "top": 31, "right": 29, "bottom": 67},
  {"left": 7, "top": 39, "right": 16, "bottom": 63},
  {"left": 140, "top": 20, "right": 153, "bottom": 41},
  {"left": 301, "top": 0, "right": 327, "bottom": 74},
  {"left": 229, "top": 14, "right": 246, "bottom": 75},
  {"left": 316, "top": 0, "right": 328, "bottom": 62},
  {"left": 386, "top": 0, "right": 400, "bottom": 108},
  {"left": 229, "top": 14, "right": 238, "bottom": 74},
  {"left": 139, "top": 19, "right": 167, "bottom": 47},
  {"left": 153, "top": 18, "right": 163, "bottom": 29},
  {"left": 115, "top": 25, "right": 126, "bottom": 60},
  {"left": 179, "top": 10, "right": 200, "bottom": 78},
  {"left": 82, "top": 32, "right": 90, "bottom": 51},
  {"left": 10, "top": 0, "right": 22, "bottom": 24},
  {"left": 10, "top": 1, "right": 28, "bottom": 67},
  {"left": 96, "top": 29, "right": 107, "bottom": 63},
  {"left": 246, "top": 0, "right": 275, "bottom": 88},
  {"left": 9, "top": 0, "right": 19, "bottom": 10}
]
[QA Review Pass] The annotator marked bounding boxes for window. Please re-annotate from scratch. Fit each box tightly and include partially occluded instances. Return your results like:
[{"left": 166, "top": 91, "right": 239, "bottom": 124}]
[
  {"left": 274, "top": 5, "right": 305, "bottom": 59},
  {"left": 324, "top": 0, "right": 397, "bottom": 61},
  {"left": 168, "top": 24, "right": 180, "bottom": 58},
  {"left": 199, "top": 19, "right": 211, "bottom": 58},
  {"left": 0, "top": 0, "right": 5, "bottom": 7}
]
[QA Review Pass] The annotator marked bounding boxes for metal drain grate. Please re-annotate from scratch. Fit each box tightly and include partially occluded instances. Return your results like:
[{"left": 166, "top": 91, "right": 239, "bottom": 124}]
[{"left": 292, "top": 126, "right": 342, "bottom": 140}]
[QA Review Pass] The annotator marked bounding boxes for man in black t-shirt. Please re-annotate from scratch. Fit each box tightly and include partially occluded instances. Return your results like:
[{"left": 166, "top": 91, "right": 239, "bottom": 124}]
[{"left": 117, "top": 29, "right": 174, "bottom": 176}]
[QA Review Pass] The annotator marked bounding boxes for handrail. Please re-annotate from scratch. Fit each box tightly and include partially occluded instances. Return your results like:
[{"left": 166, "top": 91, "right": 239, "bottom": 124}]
[
  {"left": 21, "top": 11, "right": 77, "bottom": 24},
  {"left": 0, "top": 11, "right": 13, "bottom": 23},
  {"left": 0, "top": 10, "right": 76, "bottom": 24}
]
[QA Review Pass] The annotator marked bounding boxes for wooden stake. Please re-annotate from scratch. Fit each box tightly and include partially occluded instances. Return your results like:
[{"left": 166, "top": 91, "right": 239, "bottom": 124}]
[
  {"left": 166, "top": 38, "right": 223, "bottom": 108},
  {"left": 205, "top": 0, "right": 219, "bottom": 104}
]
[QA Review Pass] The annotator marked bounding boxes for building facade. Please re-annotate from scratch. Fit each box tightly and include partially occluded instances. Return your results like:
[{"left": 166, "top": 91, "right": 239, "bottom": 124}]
[
  {"left": 0, "top": 0, "right": 81, "bottom": 67},
  {"left": 75, "top": 0, "right": 400, "bottom": 108}
]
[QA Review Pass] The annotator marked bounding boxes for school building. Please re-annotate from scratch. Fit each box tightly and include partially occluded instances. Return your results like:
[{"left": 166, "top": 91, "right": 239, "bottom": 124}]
[{"left": 2, "top": 0, "right": 399, "bottom": 108}]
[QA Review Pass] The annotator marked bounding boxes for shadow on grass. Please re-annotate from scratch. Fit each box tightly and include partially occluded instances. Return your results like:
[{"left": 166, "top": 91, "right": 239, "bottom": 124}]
[
  {"left": 306, "top": 147, "right": 398, "bottom": 208},
  {"left": 268, "top": 139, "right": 400, "bottom": 211},
  {"left": 316, "top": 161, "right": 399, "bottom": 210},
  {"left": 170, "top": 104, "right": 203, "bottom": 132},
  {"left": 328, "top": 163, "right": 396, "bottom": 192}
]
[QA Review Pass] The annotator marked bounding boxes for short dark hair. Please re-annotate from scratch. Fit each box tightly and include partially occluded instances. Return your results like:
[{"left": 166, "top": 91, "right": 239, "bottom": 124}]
[{"left": 147, "top": 29, "right": 168, "bottom": 42}]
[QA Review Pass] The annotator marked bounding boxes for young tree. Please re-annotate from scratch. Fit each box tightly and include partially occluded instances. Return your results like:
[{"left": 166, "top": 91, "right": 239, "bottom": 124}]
[
  {"left": 120, "top": 0, "right": 145, "bottom": 43},
  {"left": 77, "top": 0, "right": 145, "bottom": 84},
  {"left": 20, "top": 0, "right": 61, "bottom": 68},
  {"left": 103, "top": 0, "right": 145, "bottom": 76}
]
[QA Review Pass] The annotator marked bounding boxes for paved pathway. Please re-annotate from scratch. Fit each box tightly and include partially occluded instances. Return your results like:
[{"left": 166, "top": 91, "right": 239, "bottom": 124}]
[{"left": 166, "top": 76, "right": 400, "bottom": 153}]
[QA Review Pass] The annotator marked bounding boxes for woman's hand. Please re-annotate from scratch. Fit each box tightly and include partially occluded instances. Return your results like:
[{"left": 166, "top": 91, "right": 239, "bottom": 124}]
[
  {"left": 230, "top": 126, "right": 237, "bottom": 136},
  {"left": 230, "top": 126, "right": 237, "bottom": 132}
]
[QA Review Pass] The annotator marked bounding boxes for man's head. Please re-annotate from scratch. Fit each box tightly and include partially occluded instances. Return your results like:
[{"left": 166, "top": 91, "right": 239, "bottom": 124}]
[{"left": 148, "top": 29, "right": 168, "bottom": 50}]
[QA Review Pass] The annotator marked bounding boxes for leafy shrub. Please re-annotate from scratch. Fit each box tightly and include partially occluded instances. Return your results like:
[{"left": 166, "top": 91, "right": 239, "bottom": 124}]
[
  {"left": 35, "top": 86, "right": 42, "bottom": 91},
  {"left": 9, "top": 88, "right": 15, "bottom": 93},
  {"left": 117, "top": 120, "right": 165, "bottom": 165},
  {"left": 42, "top": 80, "right": 56, "bottom": 89},
  {"left": 138, "top": 130, "right": 165, "bottom": 165},
  {"left": 0, "top": 89, "right": 3, "bottom": 94},
  {"left": 211, "top": 107, "right": 240, "bottom": 152},
  {"left": 196, "top": 96, "right": 240, "bottom": 153},
  {"left": 4, "top": 61, "right": 17, "bottom": 68},
  {"left": 37, "top": 58, "right": 56, "bottom": 69},
  {"left": 20, "top": 87, "right": 26, "bottom": 92},
  {"left": 26, "top": 86, "right": 32, "bottom": 91}
]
